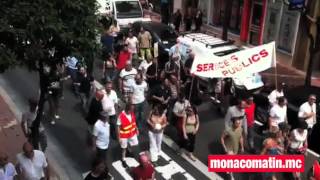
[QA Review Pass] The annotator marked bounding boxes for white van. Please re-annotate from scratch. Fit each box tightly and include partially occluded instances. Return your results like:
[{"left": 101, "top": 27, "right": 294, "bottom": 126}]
[
  {"left": 178, "top": 33, "right": 264, "bottom": 91},
  {"left": 97, "top": 0, "right": 151, "bottom": 28}
]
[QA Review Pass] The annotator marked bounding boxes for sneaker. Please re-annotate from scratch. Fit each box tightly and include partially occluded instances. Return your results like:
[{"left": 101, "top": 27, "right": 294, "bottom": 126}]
[
  {"left": 121, "top": 159, "right": 128, "bottom": 168},
  {"left": 54, "top": 115, "right": 60, "bottom": 119},
  {"left": 51, "top": 120, "right": 56, "bottom": 125},
  {"left": 188, "top": 153, "right": 197, "bottom": 161}
]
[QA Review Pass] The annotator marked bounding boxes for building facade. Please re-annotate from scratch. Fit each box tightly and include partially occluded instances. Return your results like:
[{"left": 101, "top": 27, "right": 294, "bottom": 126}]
[{"left": 174, "top": 0, "right": 319, "bottom": 72}]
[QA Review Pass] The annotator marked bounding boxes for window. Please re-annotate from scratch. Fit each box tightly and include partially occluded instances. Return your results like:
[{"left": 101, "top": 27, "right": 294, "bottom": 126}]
[
  {"left": 210, "top": 0, "right": 243, "bottom": 34},
  {"left": 198, "top": 0, "right": 208, "bottom": 23},
  {"left": 115, "top": 1, "right": 143, "bottom": 19}
]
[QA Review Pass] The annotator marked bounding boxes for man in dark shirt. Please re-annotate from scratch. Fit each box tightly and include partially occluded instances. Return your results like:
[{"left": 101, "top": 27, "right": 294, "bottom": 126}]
[
  {"left": 146, "top": 58, "right": 162, "bottom": 90},
  {"left": 75, "top": 67, "right": 94, "bottom": 110},
  {"left": 86, "top": 90, "right": 104, "bottom": 143},
  {"left": 101, "top": 31, "right": 114, "bottom": 58},
  {"left": 150, "top": 79, "right": 170, "bottom": 112}
]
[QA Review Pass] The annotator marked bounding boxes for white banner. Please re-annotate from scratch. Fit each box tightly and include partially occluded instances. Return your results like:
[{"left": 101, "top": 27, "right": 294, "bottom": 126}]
[{"left": 190, "top": 41, "right": 276, "bottom": 78}]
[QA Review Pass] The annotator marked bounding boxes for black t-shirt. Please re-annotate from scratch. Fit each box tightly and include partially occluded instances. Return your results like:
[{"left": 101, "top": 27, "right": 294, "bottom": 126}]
[
  {"left": 48, "top": 72, "right": 62, "bottom": 97},
  {"left": 78, "top": 74, "right": 94, "bottom": 94},
  {"left": 86, "top": 98, "right": 103, "bottom": 125},
  {"left": 150, "top": 84, "right": 170, "bottom": 104},
  {"left": 84, "top": 172, "right": 112, "bottom": 180},
  {"left": 146, "top": 63, "right": 161, "bottom": 88}
]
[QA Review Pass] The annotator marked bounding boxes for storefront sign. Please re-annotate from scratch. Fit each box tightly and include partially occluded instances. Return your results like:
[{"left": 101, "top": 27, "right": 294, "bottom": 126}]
[{"left": 190, "top": 41, "right": 276, "bottom": 78}]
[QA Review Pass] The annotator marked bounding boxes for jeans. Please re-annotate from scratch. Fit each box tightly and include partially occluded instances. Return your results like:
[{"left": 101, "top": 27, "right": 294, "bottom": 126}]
[
  {"left": 109, "top": 115, "right": 117, "bottom": 140},
  {"left": 79, "top": 92, "right": 90, "bottom": 110},
  {"left": 48, "top": 94, "right": 60, "bottom": 119},
  {"left": 134, "top": 102, "right": 145, "bottom": 129},
  {"left": 247, "top": 127, "right": 254, "bottom": 150},
  {"left": 148, "top": 131, "right": 163, "bottom": 162},
  {"left": 67, "top": 67, "right": 78, "bottom": 93},
  {"left": 104, "top": 68, "right": 116, "bottom": 83}
]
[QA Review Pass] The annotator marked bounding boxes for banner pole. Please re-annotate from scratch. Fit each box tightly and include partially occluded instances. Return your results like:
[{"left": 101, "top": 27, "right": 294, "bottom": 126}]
[
  {"left": 274, "top": 59, "right": 278, "bottom": 90},
  {"left": 188, "top": 75, "right": 195, "bottom": 101}
]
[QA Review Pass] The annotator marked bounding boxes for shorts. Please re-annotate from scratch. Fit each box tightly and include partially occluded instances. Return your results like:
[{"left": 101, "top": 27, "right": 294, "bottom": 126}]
[{"left": 119, "top": 135, "right": 139, "bottom": 149}]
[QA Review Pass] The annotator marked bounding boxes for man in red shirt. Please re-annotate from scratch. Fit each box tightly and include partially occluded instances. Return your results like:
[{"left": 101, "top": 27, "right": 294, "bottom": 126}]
[
  {"left": 132, "top": 153, "right": 155, "bottom": 180},
  {"left": 117, "top": 44, "right": 132, "bottom": 71},
  {"left": 244, "top": 96, "right": 255, "bottom": 152}
]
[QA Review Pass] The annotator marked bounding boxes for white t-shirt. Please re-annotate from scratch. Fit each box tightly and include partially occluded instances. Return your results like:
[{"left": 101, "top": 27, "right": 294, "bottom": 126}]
[
  {"left": 298, "top": 102, "right": 316, "bottom": 128},
  {"left": 173, "top": 100, "right": 190, "bottom": 117},
  {"left": 268, "top": 90, "right": 284, "bottom": 106},
  {"left": 0, "top": 162, "right": 17, "bottom": 180},
  {"left": 138, "top": 60, "right": 152, "bottom": 79},
  {"left": 132, "top": 81, "right": 148, "bottom": 104},
  {"left": 120, "top": 68, "right": 138, "bottom": 89},
  {"left": 125, "top": 37, "right": 139, "bottom": 54},
  {"left": 290, "top": 129, "right": 308, "bottom": 149},
  {"left": 101, "top": 95, "right": 114, "bottom": 116},
  {"left": 16, "top": 150, "right": 48, "bottom": 180},
  {"left": 106, "top": 90, "right": 118, "bottom": 116},
  {"left": 93, "top": 120, "right": 110, "bottom": 149},
  {"left": 117, "top": 111, "right": 132, "bottom": 126},
  {"left": 269, "top": 104, "right": 287, "bottom": 127}
]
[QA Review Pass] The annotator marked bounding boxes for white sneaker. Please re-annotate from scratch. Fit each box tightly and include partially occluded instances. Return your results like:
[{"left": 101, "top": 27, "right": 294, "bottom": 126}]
[
  {"left": 51, "top": 120, "right": 56, "bottom": 125},
  {"left": 54, "top": 115, "right": 60, "bottom": 119}
]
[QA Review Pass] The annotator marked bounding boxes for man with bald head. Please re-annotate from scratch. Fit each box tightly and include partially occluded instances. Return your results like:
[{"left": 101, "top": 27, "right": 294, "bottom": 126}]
[
  {"left": 86, "top": 90, "right": 104, "bottom": 133},
  {"left": 0, "top": 151, "right": 17, "bottom": 179},
  {"left": 16, "top": 142, "right": 49, "bottom": 180},
  {"left": 131, "top": 152, "right": 155, "bottom": 180}
]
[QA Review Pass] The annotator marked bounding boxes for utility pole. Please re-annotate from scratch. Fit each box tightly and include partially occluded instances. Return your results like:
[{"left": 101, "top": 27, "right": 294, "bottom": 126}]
[
  {"left": 304, "top": 16, "right": 320, "bottom": 86},
  {"left": 222, "top": 0, "right": 234, "bottom": 41},
  {"left": 285, "top": 0, "right": 320, "bottom": 86}
]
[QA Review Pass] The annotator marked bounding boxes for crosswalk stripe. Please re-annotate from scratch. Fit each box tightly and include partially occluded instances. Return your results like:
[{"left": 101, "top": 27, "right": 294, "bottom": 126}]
[{"left": 108, "top": 151, "right": 196, "bottom": 180}]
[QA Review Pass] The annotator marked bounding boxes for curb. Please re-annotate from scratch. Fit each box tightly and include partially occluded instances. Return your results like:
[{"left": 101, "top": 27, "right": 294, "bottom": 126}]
[{"left": 0, "top": 85, "right": 68, "bottom": 180}]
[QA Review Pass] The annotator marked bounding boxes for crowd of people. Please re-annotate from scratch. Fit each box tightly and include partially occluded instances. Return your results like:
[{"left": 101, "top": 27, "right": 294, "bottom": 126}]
[{"left": 1, "top": 12, "right": 320, "bottom": 180}]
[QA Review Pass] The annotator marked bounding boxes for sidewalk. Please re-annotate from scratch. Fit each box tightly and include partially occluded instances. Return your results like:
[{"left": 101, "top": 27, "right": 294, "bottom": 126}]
[
  {"left": 144, "top": 10, "right": 320, "bottom": 87},
  {"left": 0, "top": 89, "right": 60, "bottom": 179}
]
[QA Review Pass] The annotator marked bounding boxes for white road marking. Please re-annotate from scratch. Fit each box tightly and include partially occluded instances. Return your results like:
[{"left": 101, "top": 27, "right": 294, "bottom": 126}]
[
  {"left": 112, "top": 157, "right": 137, "bottom": 180},
  {"left": 162, "top": 135, "right": 224, "bottom": 180},
  {"left": 108, "top": 152, "right": 196, "bottom": 180}
]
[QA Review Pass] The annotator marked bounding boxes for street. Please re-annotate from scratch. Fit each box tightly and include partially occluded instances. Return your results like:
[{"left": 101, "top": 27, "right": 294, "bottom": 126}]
[
  {"left": 0, "top": 67, "right": 220, "bottom": 179},
  {"left": 1, "top": 65, "right": 318, "bottom": 179}
]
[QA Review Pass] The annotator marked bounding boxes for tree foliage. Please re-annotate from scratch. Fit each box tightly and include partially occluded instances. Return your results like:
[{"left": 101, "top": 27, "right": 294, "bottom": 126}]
[{"left": 0, "top": 0, "right": 100, "bottom": 72}]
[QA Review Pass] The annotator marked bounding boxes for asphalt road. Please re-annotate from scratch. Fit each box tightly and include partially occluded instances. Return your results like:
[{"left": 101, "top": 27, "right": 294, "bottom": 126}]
[
  {"left": 1, "top": 64, "right": 318, "bottom": 180},
  {"left": 0, "top": 67, "right": 214, "bottom": 180}
]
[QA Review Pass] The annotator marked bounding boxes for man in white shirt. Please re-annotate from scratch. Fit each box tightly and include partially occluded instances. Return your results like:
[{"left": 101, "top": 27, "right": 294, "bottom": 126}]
[
  {"left": 268, "top": 83, "right": 285, "bottom": 107},
  {"left": 21, "top": 98, "right": 47, "bottom": 152},
  {"left": 16, "top": 142, "right": 49, "bottom": 180},
  {"left": 125, "top": 31, "right": 139, "bottom": 67},
  {"left": 138, "top": 57, "right": 152, "bottom": 80},
  {"left": 92, "top": 112, "right": 110, "bottom": 160},
  {"left": 132, "top": 74, "right": 148, "bottom": 129},
  {"left": 269, "top": 97, "right": 287, "bottom": 132},
  {"left": 105, "top": 82, "right": 119, "bottom": 140},
  {"left": 0, "top": 152, "right": 17, "bottom": 180},
  {"left": 298, "top": 94, "right": 317, "bottom": 131},
  {"left": 119, "top": 61, "right": 138, "bottom": 102}
]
